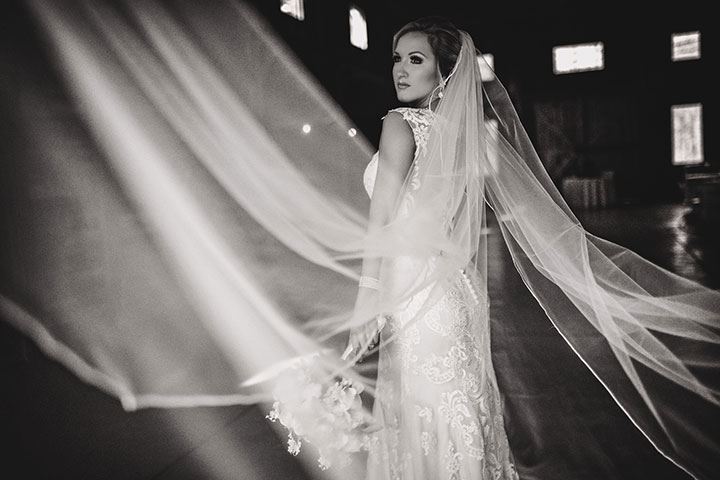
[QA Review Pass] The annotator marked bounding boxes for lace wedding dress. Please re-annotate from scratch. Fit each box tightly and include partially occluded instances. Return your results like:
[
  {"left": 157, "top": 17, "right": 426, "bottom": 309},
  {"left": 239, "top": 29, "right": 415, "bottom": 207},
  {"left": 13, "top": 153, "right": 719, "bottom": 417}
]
[{"left": 363, "top": 107, "right": 520, "bottom": 480}]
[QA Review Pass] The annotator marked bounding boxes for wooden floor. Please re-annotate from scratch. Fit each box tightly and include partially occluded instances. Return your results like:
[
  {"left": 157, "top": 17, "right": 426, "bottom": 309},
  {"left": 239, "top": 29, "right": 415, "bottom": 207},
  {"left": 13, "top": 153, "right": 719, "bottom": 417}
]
[{"left": 2, "top": 203, "right": 718, "bottom": 480}]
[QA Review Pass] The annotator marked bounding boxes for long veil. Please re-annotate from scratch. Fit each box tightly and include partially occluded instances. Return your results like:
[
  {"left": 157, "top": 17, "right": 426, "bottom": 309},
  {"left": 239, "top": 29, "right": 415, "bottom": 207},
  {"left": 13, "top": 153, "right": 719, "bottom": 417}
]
[{"left": 2, "top": 0, "right": 719, "bottom": 478}]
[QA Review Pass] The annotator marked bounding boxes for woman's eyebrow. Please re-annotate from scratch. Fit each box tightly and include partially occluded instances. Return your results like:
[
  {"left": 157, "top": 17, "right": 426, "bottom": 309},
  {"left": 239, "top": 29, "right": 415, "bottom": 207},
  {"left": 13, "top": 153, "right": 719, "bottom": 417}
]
[{"left": 393, "top": 50, "right": 427, "bottom": 56}]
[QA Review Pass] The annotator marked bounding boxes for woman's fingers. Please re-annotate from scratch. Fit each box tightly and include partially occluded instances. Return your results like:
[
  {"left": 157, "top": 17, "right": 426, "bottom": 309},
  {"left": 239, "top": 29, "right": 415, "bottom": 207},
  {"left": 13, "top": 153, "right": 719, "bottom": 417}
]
[
  {"left": 341, "top": 344, "right": 354, "bottom": 360},
  {"left": 345, "top": 322, "right": 379, "bottom": 360}
]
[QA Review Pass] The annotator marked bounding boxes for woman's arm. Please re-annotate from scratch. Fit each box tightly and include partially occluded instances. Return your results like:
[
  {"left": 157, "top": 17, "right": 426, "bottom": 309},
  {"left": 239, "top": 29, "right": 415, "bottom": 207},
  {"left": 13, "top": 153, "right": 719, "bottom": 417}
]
[
  {"left": 359, "top": 111, "right": 415, "bottom": 281},
  {"left": 346, "top": 112, "right": 415, "bottom": 358}
]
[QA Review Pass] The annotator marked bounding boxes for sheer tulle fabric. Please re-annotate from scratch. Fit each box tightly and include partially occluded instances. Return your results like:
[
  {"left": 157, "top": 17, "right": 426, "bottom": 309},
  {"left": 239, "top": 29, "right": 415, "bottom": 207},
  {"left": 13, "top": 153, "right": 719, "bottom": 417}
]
[{"left": 2, "top": 0, "right": 718, "bottom": 478}]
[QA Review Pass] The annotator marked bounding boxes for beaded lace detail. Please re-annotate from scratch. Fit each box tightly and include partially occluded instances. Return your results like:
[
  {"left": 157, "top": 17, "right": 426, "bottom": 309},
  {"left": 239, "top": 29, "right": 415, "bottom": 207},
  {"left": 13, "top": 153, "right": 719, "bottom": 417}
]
[
  {"left": 390, "top": 107, "right": 434, "bottom": 157},
  {"left": 365, "top": 270, "right": 519, "bottom": 479},
  {"left": 362, "top": 107, "right": 435, "bottom": 199},
  {"left": 362, "top": 108, "right": 519, "bottom": 479}
]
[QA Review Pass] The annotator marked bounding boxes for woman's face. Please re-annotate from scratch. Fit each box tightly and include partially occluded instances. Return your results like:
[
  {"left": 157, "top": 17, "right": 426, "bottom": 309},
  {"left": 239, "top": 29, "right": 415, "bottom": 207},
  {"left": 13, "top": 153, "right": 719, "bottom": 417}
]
[{"left": 393, "top": 32, "right": 440, "bottom": 107}]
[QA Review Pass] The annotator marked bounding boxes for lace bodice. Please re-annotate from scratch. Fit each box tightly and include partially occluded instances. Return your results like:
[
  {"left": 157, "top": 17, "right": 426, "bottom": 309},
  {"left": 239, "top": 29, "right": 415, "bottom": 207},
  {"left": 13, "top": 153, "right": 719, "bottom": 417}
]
[{"left": 363, "top": 107, "right": 435, "bottom": 198}]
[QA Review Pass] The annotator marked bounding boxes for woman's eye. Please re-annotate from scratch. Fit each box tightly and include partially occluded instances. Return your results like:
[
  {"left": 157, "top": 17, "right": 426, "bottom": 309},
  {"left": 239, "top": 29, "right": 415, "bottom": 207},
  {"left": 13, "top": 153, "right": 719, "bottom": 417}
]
[
  {"left": 392, "top": 55, "right": 401, "bottom": 63},
  {"left": 410, "top": 56, "right": 423, "bottom": 64}
]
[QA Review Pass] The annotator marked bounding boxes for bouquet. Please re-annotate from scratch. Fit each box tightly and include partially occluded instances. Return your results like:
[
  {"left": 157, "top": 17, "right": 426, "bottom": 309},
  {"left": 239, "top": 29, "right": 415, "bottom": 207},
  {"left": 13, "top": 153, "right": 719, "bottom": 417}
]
[{"left": 265, "top": 353, "right": 378, "bottom": 470}]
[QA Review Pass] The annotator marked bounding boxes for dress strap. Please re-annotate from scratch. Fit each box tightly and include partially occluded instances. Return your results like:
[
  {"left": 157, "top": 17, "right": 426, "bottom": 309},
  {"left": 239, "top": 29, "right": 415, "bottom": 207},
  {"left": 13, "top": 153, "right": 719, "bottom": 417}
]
[{"left": 382, "top": 107, "right": 434, "bottom": 156}]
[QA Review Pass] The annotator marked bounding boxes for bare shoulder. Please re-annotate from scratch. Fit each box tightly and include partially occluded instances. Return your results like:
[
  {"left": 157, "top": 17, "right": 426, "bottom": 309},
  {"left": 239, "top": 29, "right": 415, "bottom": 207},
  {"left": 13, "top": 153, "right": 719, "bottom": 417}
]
[
  {"left": 378, "top": 111, "right": 414, "bottom": 164},
  {"left": 381, "top": 110, "right": 412, "bottom": 136}
]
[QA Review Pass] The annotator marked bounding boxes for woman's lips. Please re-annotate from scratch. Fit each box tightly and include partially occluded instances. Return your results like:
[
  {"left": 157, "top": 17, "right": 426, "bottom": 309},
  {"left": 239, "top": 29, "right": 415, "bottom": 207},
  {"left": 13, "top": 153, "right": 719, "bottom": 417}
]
[{"left": 397, "top": 83, "right": 410, "bottom": 90}]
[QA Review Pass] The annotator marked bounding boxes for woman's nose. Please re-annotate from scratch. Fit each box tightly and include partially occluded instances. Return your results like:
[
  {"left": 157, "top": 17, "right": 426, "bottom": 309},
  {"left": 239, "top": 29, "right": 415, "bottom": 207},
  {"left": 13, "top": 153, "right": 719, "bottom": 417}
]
[{"left": 396, "top": 63, "right": 408, "bottom": 78}]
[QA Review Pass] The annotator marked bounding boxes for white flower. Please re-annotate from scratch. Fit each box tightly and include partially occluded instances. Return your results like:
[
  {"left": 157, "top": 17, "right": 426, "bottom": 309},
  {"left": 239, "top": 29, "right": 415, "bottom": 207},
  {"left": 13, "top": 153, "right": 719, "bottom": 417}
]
[
  {"left": 287, "top": 433, "right": 301, "bottom": 456},
  {"left": 265, "top": 355, "right": 377, "bottom": 470}
]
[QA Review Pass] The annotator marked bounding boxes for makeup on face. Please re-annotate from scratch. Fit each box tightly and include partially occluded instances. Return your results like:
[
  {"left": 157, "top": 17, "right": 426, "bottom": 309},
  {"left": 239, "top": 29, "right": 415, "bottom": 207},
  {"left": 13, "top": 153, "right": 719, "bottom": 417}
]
[{"left": 392, "top": 32, "right": 440, "bottom": 107}]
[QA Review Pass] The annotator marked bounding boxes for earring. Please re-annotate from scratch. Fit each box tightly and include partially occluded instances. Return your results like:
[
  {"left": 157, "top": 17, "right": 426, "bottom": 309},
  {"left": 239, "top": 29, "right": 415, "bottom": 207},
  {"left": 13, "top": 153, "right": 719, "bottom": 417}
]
[{"left": 428, "top": 81, "right": 445, "bottom": 113}]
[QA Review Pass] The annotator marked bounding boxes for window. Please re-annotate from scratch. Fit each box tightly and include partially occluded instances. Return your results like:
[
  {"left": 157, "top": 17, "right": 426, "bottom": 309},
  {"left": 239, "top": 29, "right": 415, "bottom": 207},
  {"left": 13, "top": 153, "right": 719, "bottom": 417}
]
[
  {"left": 280, "top": 0, "right": 304, "bottom": 21},
  {"left": 672, "top": 31, "right": 700, "bottom": 61},
  {"left": 477, "top": 53, "right": 495, "bottom": 81},
  {"left": 672, "top": 104, "right": 704, "bottom": 165},
  {"left": 552, "top": 42, "right": 604, "bottom": 74},
  {"left": 349, "top": 6, "right": 368, "bottom": 50}
]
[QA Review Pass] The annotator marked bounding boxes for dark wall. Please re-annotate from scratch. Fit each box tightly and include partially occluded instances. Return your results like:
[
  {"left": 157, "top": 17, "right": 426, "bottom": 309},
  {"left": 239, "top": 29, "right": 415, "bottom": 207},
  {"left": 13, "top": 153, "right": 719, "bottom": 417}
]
[
  {"left": 3, "top": 0, "right": 714, "bottom": 203},
  {"left": 247, "top": 0, "right": 716, "bottom": 203}
]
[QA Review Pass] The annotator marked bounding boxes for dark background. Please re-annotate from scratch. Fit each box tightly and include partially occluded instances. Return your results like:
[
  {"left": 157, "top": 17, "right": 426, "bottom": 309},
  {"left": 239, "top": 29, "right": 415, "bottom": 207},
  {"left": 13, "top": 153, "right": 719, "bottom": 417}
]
[
  {"left": 2, "top": 0, "right": 715, "bottom": 203},
  {"left": 246, "top": 0, "right": 716, "bottom": 204}
]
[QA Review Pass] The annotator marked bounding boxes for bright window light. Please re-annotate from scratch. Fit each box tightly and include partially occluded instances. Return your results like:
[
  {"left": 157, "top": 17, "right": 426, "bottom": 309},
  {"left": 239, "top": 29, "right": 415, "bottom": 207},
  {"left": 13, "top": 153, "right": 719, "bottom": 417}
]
[
  {"left": 553, "top": 42, "right": 604, "bottom": 74},
  {"left": 672, "top": 104, "right": 704, "bottom": 165},
  {"left": 672, "top": 31, "right": 700, "bottom": 61},
  {"left": 477, "top": 53, "right": 495, "bottom": 81},
  {"left": 302, "top": 123, "right": 311, "bottom": 134},
  {"left": 349, "top": 6, "right": 368, "bottom": 50},
  {"left": 280, "top": 0, "right": 304, "bottom": 21}
]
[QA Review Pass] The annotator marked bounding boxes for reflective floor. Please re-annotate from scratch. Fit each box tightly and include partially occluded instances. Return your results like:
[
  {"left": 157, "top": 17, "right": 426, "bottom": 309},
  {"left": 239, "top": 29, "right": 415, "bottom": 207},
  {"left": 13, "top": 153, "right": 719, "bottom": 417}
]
[
  {"left": 2, "top": 202, "right": 718, "bottom": 480},
  {"left": 577, "top": 204, "right": 719, "bottom": 290},
  {"left": 487, "top": 203, "right": 720, "bottom": 480}
]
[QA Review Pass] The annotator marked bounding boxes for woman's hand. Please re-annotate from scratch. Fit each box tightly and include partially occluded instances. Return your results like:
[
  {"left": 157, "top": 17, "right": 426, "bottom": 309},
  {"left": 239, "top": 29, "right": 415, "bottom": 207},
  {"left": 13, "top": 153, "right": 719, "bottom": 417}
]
[
  {"left": 345, "top": 319, "right": 381, "bottom": 360},
  {"left": 343, "top": 286, "right": 383, "bottom": 360}
]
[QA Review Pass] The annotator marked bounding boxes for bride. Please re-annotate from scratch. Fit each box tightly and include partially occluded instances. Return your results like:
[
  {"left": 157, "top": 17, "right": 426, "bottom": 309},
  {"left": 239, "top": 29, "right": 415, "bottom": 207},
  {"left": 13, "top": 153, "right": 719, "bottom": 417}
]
[
  {"left": 348, "top": 18, "right": 519, "bottom": 479},
  {"left": 4, "top": 2, "right": 719, "bottom": 479}
]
